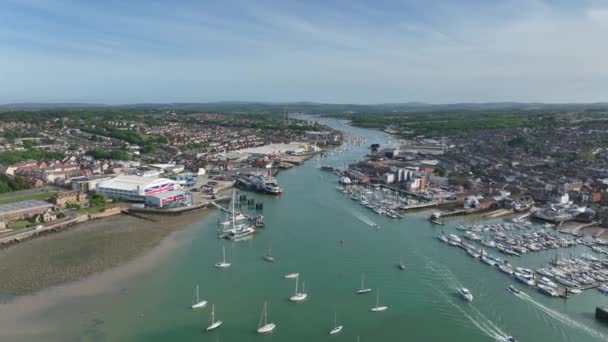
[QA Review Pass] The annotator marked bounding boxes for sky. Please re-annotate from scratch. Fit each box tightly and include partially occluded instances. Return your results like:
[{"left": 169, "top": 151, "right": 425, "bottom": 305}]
[{"left": 1, "top": 0, "right": 607, "bottom": 104}]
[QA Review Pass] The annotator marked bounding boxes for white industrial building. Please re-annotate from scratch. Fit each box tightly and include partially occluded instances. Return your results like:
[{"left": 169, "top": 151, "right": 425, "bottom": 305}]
[
  {"left": 145, "top": 190, "right": 192, "bottom": 208},
  {"left": 96, "top": 175, "right": 178, "bottom": 202}
]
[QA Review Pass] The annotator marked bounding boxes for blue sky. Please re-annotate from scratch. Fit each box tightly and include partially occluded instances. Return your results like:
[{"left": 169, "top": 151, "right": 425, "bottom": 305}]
[{"left": 1, "top": 0, "right": 607, "bottom": 104}]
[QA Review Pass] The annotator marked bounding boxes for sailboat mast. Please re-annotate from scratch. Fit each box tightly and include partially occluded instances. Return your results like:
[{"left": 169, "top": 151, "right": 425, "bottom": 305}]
[
  {"left": 223, "top": 246, "right": 226, "bottom": 263},
  {"left": 196, "top": 285, "right": 199, "bottom": 302},
  {"left": 295, "top": 275, "right": 299, "bottom": 295},
  {"left": 264, "top": 302, "right": 268, "bottom": 325}
]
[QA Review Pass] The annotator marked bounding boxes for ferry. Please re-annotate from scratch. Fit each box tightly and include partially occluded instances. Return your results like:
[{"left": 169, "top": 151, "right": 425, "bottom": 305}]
[{"left": 238, "top": 174, "right": 283, "bottom": 195}]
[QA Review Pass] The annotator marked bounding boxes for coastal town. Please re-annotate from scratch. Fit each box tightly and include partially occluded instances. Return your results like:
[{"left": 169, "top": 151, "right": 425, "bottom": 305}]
[
  {"left": 0, "top": 111, "right": 343, "bottom": 244},
  {"left": 2, "top": 107, "right": 608, "bottom": 338}
]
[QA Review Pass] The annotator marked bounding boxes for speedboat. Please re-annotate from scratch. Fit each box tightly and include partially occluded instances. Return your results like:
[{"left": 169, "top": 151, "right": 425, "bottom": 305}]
[
  {"left": 459, "top": 287, "right": 473, "bottom": 302},
  {"left": 284, "top": 273, "right": 299, "bottom": 279},
  {"left": 508, "top": 285, "right": 520, "bottom": 294},
  {"left": 437, "top": 235, "right": 449, "bottom": 243}
]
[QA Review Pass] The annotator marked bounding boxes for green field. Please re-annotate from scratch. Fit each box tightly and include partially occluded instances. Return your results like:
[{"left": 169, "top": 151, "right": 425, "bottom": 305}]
[{"left": 0, "top": 191, "right": 56, "bottom": 205}]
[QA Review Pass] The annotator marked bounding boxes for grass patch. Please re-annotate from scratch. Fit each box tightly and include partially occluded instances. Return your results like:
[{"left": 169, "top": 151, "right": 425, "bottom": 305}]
[
  {"left": 7, "top": 219, "right": 36, "bottom": 229},
  {"left": 0, "top": 191, "right": 56, "bottom": 205}
]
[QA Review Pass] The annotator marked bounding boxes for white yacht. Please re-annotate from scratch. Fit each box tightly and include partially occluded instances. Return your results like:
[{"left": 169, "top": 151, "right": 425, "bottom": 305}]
[
  {"left": 356, "top": 273, "right": 372, "bottom": 294},
  {"left": 289, "top": 276, "right": 307, "bottom": 302},
  {"left": 191, "top": 285, "right": 207, "bottom": 309},
  {"left": 370, "top": 290, "right": 388, "bottom": 312},
  {"left": 205, "top": 304, "right": 223, "bottom": 331},
  {"left": 537, "top": 284, "right": 559, "bottom": 297},
  {"left": 214, "top": 246, "right": 231, "bottom": 268},
  {"left": 437, "top": 234, "right": 449, "bottom": 243},
  {"left": 515, "top": 272, "right": 536, "bottom": 286},
  {"left": 467, "top": 248, "right": 481, "bottom": 258},
  {"left": 459, "top": 287, "right": 473, "bottom": 302},
  {"left": 257, "top": 301, "right": 276, "bottom": 334},
  {"left": 329, "top": 312, "right": 343, "bottom": 335},
  {"left": 284, "top": 272, "right": 299, "bottom": 279},
  {"left": 448, "top": 234, "right": 462, "bottom": 246}
]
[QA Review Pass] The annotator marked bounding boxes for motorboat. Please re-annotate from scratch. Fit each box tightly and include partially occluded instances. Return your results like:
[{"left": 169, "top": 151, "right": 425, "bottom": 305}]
[
  {"left": 459, "top": 287, "right": 473, "bottom": 302},
  {"left": 467, "top": 248, "right": 481, "bottom": 258},
  {"left": 498, "top": 262, "right": 514, "bottom": 275},
  {"left": 257, "top": 301, "right": 276, "bottom": 334},
  {"left": 481, "top": 255, "right": 497, "bottom": 266},
  {"left": 515, "top": 272, "right": 536, "bottom": 286},
  {"left": 537, "top": 284, "right": 559, "bottom": 297},
  {"left": 508, "top": 285, "right": 520, "bottom": 294},
  {"left": 437, "top": 234, "right": 449, "bottom": 243}
]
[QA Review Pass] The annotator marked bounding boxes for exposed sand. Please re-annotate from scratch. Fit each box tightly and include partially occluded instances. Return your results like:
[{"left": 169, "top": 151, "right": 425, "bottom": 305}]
[{"left": 0, "top": 210, "right": 212, "bottom": 339}]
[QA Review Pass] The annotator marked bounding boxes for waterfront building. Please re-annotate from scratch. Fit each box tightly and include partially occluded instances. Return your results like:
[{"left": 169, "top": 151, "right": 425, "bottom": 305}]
[
  {"left": 96, "top": 175, "right": 178, "bottom": 202},
  {"left": 70, "top": 175, "right": 114, "bottom": 192},
  {"left": 145, "top": 190, "right": 191, "bottom": 208},
  {"left": 0, "top": 200, "right": 55, "bottom": 221}
]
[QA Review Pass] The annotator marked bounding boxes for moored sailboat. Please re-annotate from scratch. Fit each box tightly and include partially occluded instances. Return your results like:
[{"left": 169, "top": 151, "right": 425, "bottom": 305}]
[
  {"left": 191, "top": 285, "right": 207, "bottom": 309},
  {"left": 329, "top": 312, "right": 343, "bottom": 335},
  {"left": 205, "top": 304, "right": 223, "bottom": 331},
  {"left": 370, "top": 289, "right": 388, "bottom": 312},
  {"left": 257, "top": 301, "right": 276, "bottom": 334},
  {"left": 356, "top": 273, "right": 372, "bottom": 294},
  {"left": 214, "top": 246, "right": 231, "bottom": 268}
]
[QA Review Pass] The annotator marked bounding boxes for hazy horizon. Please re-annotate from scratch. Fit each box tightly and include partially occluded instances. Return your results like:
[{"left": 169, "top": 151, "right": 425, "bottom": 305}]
[{"left": 2, "top": 0, "right": 607, "bottom": 104}]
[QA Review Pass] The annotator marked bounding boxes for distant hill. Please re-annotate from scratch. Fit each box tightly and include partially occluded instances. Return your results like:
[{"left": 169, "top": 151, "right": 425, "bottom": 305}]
[{"left": 1, "top": 101, "right": 608, "bottom": 114}]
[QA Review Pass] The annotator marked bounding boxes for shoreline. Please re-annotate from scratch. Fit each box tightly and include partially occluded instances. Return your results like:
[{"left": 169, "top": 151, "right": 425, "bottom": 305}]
[{"left": 0, "top": 209, "right": 213, "bottom": 297}]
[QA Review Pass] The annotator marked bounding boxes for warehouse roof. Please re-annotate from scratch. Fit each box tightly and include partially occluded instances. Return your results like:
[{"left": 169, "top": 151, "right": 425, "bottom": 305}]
[
  {"left": 0, "top": 200, "right": 54, "bottom": 217},
  {"left": 97, "top": 175, "right": 174, "bottom": 192}
]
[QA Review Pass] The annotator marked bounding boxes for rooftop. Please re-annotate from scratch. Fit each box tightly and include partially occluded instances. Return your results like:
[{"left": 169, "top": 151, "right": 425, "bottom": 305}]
[
  {"left": 0, "top": 200, "right": 54, "bottom": 217},
  {"left": 97, "top": 175, "right": 174, "bottom": 191}
]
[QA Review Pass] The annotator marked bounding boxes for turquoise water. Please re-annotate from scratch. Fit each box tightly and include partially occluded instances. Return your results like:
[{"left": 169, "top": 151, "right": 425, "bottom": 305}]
[{"left": 9, "top": 119, "right": 608, "bottom": 341}]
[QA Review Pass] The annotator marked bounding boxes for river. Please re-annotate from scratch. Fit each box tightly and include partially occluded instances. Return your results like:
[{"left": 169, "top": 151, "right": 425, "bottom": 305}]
[{"left": 1, "top": 118, "right": 607, "bottom": 341}]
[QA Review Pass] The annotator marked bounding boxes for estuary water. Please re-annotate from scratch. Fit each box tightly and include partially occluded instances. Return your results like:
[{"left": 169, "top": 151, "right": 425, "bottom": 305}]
[{"left": 1, "top": 118, "right": 608, "bottom": 341}]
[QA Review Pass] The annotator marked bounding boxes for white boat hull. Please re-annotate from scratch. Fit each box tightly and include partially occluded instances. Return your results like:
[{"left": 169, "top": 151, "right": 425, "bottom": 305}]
[
  {"left": 370, "top": 306, "right": 388, "bottom": 312},
  {"left": 191, "top": 301, "right": 207, "bottom": 309},
  {"left": 284, "top": 273, "right": 299, "bottom": 279},
  {"left": 290, "top": 293, "right": 308, "bottom": 302},
  {"left": 206, "top": 321, "right": 223, "bottom": 331},
  {"left": 357, "top": 288, "right": 372, "bottom": 294},
  {"left": 257, "top": 323, "right": 276, "bottom": 334},
  {"left": 329, "top": 325, "right": 343, "bottom": 335},
  {"left": 214, "top": 262, "right": 231, "bottom": 268}
]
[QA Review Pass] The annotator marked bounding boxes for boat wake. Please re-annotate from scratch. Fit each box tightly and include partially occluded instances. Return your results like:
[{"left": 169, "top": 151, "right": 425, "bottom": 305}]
[
  {"left": 351, "top": 210, "right": 378, "bottom": 228},
  {"left": 422, "top": 260, "right": 511, "bottom": 341},
  {"left": 514, "top": 292, "right": 606, "bottom": 340}
]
